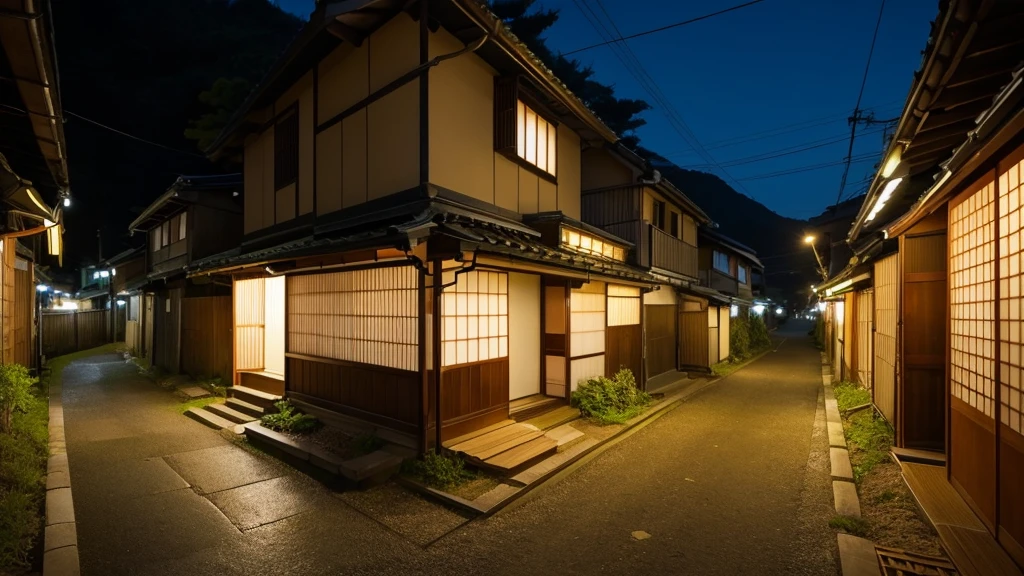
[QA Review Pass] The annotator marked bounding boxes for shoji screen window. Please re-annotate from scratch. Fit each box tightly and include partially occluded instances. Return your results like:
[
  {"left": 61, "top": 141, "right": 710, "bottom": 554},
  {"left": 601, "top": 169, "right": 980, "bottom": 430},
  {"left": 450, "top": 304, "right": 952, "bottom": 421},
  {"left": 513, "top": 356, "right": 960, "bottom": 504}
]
[
  {"left": 234, "top": 278, "right": 266, "bottom": 371},
  {"left": 607, "top": 285, "right": 640, "bottom": 326},
  {"left": 950, "top": 181, "right": 996, "bottom": 417},
  {"left": 1000, "top": 155, "right": 1024, "bottom": 433},
  {"left": 515, "top": 101, "right": 557, "bottom": 177},
  {"left": 288, "top": 266, "right": 419, "bottom": 371},
  {"left": 441, "top": 270, "right": 508, "bottom": 367},
  {"left": 570, "top": 281, "right": 606, "bottom": 390}
]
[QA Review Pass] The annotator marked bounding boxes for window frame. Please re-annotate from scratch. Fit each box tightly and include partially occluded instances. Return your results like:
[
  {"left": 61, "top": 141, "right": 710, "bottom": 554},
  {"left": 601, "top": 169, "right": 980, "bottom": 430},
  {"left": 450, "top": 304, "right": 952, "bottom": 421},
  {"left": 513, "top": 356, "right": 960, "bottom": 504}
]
[
  {"left": 738, "top": 264, "right": 747, "bottom": 284},
  {"left": 669, "top": 211, "right": 680, "bottom": 238},
  {"left": 713, "top": 250, "right": 731, "bottom": 275},
  {"left": 494, "top": 78, "right": 559, "bottom": 183}
]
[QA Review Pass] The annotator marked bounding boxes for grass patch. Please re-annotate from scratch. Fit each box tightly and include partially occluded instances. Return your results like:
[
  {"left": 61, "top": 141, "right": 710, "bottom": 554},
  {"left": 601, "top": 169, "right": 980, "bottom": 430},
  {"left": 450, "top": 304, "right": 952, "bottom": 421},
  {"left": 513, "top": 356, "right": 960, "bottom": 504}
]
[
  {"left": 402, "top": 450, "right": 475, "bottom": 490},
  {"left": 352, "top": 433, "right": 384, "bottom": 456},
  {"left": 175, "top": 396, "right": 223, "bottom": 414},
  {"left": 571, "top": 369, "right": 650, "bottom": 425},
  {"left": 261, "top": 400, "right": 319, "bottom": 433},
  {"left": 829, "top": 514, "right": 871, "bottom": 537},
  {"left": 833, "top": 380, "right": 871, "bottom": 412},
  {"left": 845, "top": 409, "right": 893, "bottom": 483}
]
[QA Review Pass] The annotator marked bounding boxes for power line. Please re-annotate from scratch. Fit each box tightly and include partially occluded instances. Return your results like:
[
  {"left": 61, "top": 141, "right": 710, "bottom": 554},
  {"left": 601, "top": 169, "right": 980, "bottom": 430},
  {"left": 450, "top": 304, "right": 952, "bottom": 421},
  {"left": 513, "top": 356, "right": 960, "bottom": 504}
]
[
  {"left": 65, "top": 110, "right": 206, "bottom": 159},
  {"left": 834, "top": 0, "right": 887, "bottom": 205},
  {"left": 676, "top": 126, "right": 886, "bottom": 169},
  {"left": 737, "top": 153, "right": 879, "bottom": 182},
  {"left": 563, "top": 0, "right": 767, "bottom": 56},
  {"left": 572, "top": 0, "right": 754, "bottom": 197}
]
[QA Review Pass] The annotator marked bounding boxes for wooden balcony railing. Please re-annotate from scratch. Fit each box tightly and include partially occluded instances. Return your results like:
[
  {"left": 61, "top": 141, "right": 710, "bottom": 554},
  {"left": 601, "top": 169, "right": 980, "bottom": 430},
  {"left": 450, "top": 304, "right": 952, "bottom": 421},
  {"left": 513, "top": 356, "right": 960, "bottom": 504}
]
[
  {"left": 647, "top": 222, "right": 698, "bottom": 279},
  {"left": 701, "top": 268, "right": 740, "bottom": 296}
]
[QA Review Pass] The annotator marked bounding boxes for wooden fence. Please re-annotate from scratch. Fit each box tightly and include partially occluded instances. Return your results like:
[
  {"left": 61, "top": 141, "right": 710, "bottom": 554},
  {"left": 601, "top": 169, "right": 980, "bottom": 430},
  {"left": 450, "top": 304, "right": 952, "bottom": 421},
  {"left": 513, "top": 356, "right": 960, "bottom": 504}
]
[{"left": 41, "top": 309, "right": 110, "bottom": 358}]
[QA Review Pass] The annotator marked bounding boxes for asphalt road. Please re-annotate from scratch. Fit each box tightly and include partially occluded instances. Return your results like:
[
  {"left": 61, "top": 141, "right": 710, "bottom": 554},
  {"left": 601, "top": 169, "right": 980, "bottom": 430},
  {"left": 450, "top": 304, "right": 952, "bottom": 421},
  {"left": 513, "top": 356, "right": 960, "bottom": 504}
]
[{"left": 62, "top": 320, "right": 836, "bottom": 575}]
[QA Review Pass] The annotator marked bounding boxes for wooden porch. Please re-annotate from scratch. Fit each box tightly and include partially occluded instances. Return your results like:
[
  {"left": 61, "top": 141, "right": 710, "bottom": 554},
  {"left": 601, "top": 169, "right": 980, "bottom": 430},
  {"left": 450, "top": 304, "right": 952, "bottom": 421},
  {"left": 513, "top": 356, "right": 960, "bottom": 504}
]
[{"left": 901, "top": 462, "right": 1023, "bottom": 576}]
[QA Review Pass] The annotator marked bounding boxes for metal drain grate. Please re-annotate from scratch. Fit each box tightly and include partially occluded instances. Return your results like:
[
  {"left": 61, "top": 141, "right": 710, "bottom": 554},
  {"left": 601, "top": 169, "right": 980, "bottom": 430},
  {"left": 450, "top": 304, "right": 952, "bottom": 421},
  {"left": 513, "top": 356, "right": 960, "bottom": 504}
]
[{"left": 876, "top": 546, "right": 958, "bottom": 576}]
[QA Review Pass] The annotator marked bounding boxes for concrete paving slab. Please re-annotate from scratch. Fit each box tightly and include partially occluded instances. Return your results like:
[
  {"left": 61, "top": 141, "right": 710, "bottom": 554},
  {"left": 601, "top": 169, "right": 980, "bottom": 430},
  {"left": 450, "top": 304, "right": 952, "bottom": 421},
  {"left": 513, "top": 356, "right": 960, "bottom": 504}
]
[
  {"left": 828, "top": 421, "right": 847, "bottom": 448},
  {"left": 177, "top": 385, "right": 211, "bottom": 399},
  {"left": 46, "top": 488, "right": 75, "bottom": 526},
  {"left": 472, "top": 483, "right": 520, "bottom": 510},
  {"left": 337, "top": 482, "right": 470, "bottom": 546},
  {"left": 837, "top": 534, "right": 881, "bottom": 576},
  {"left": 74, "top": 457, "right": 189, "bottom": 498},
  {"left": 164, "top": 445, "right": 284, "bottom": 494},
  {"left": 830, "top": 448, "right": 854, "bottom": 480},
  {"left": 43, "top": 544, "right": 80, "bottom": 576},
  {"left": 833, "top": 480, "right": 861, "bottom": 517},
  {"left": 69, "top": 417, "right": 132, "bottom": 443},
  {"left": 206, "top": 475, "right": 319, "bottom": 531},
  {"left": 44, "top": 522, "right": 78, "bottom": 552}
]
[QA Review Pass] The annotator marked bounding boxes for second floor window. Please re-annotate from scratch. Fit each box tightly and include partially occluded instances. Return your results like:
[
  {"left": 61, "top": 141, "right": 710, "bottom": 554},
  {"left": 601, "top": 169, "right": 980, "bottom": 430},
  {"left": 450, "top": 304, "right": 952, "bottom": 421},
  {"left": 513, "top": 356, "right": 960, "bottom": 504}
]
[
  {"left": 738, "top": 264, "right": 747, "bottom": 284},
  {"left": 652, "top": 200, "right": 666, "bottom": 230},
  {"left": 150, "top": 212, "right": 187, "bottom": 251},
  {"left": 274, "top": 110, "right": 299, "bottom": 190},
  {"left": 516, "top": 100, "right": 557, "bottom": 177},
  {"left": 670, "top": 212, "right": 679, "bottom": 237},
  {"left": 713, "top": 250, "right": 730, "bottom": 274}
]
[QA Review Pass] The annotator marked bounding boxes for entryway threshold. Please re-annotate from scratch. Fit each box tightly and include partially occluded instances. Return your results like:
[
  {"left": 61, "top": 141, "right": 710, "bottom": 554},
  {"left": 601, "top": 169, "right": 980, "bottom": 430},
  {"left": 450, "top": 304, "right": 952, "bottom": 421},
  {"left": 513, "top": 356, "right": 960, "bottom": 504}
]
[{"left": 403, "top": 375, "right": 718, "bottom": 517}]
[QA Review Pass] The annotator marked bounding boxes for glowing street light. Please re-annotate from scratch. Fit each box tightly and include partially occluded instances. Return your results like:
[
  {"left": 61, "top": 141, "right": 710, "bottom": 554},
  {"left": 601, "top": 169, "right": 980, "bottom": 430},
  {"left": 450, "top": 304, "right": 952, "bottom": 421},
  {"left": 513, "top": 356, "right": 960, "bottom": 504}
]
[{"left": 803, "top": 234, "right": 828, "bottom": 281}]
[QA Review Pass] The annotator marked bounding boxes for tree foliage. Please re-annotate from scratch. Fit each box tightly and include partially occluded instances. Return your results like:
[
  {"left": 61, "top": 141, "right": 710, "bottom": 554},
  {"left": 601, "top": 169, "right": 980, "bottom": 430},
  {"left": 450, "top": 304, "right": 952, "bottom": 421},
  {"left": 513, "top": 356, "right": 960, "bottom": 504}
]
[
  {"left": 185, "top": 77, "right": 253, "bottom": 151},
  {"left": 491, "top": 0, "right": 650, "bottom": 148}
]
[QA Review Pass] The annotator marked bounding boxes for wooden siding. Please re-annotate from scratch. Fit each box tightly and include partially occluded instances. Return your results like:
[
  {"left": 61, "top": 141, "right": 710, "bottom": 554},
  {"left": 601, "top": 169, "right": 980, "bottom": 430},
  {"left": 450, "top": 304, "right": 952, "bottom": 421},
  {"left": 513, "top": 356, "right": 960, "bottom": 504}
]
[
  {"left": 41, "top": 310, "right": 109, "bottom": 358},
  {"left": 855, "top": 289, "right": 873, "bottom": 389},
  {"left": 13, "top": 264, "right": 32, "bottom": 367},
  {"left": 650, "top": 224, "right": 698, "bottom": 278},
  {"left": 440, "top": 357, "right": 509, "bottom": 441},
  {"left": 1, "top": 244, "right": 13, "bottom": 363},
  {"left": 645, "top": 304, "right": 676, "bottom": 378},
  {"left": 678, "top": 307, "right": 709, "bottom": 371},
  {"left": 126, "top": 320, "right": 141, "bottom": 356},
  {"left": 181, "top": 296, "right": 232, "bottom": 379},
  {"left": 900, "top": 230, "right": 947, "bottom": 450},
  {"left": 154, "top": 288, "right": 183, "bottom": 374},
  {"left": 287, "top": 354, "right": 419, "bottom": 434},
  {"left": 606, "top": 324, "right": 642, "bottom": 382},
  {"left": 874, "top": 253, "right": 899, "bottom": 423}
]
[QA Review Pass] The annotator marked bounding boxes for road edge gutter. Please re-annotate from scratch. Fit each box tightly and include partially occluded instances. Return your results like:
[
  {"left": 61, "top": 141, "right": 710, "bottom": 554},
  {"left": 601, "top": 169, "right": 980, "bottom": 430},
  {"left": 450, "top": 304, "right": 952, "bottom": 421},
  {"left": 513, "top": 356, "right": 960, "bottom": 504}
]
[{"left": 43, "top": 364, "right": 81, "bottom": 576}]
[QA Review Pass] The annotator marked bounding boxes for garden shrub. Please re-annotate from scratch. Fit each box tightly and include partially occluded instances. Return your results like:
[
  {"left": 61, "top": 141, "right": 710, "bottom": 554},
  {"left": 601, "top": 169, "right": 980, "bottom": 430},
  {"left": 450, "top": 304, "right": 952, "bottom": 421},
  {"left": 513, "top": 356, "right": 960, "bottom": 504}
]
[
  {"left": 749, "top": 313, "right": 771, "bottom": 350},
  {"left": 261, "top": 400, "right": 320, "bottom": 433},
  {"left": 0, "top": 364, "right": 36, "bottom": 434},
  {"left": 402, "top": 450, "right": 474, "bottom": 488},
  {"left": 571, "top": 369, "right": 650, "bottom": 424},
  {"left": 729, "top": 314, "right": 751, "bottom": 360}
]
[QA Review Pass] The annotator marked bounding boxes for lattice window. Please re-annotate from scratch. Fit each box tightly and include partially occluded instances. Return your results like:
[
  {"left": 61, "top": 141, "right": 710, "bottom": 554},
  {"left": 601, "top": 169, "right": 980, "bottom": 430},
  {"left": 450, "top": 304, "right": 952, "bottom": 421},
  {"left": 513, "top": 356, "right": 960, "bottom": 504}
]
[
  {"left": 515, "top": 100, "right": 557, "bottom": 176},
  {"left": 571, "top": 281, "right": 605, "bottom": 357},
  {"left": 560, "top": 227, "right": 626, "bottom": 262},
  {"left": 288, "top": 266, "right": 419, "bottom": 371},
  {"left": 999, "top": 156, "right": 1024, "bottom": 433},
  {"left": 441, "top": 270, "right": 508, "bottom": 368},
  {"left": 607, "top": 284, "right": 640, "bottom": 326},
  {"left": 234, "top": 278, "right": 265, "bottom": 371},
  {"left": 950, "top": 181, "right": 996, "bottom": 418}
]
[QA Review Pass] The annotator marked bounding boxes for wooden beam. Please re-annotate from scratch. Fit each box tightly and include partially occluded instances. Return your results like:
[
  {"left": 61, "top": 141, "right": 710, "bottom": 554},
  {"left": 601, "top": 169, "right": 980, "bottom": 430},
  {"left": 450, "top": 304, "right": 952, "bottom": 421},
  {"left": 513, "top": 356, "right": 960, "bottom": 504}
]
[{"left": 326, "top": 20, "right": 364, "bottom": 46}]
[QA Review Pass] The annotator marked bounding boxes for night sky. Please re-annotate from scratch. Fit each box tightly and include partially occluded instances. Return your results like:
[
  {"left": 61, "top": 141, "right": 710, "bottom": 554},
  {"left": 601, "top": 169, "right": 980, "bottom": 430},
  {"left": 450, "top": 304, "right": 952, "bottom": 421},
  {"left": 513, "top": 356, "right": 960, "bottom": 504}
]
[{"left": 278, "top": 0, "right": 935, "bottom": 221}]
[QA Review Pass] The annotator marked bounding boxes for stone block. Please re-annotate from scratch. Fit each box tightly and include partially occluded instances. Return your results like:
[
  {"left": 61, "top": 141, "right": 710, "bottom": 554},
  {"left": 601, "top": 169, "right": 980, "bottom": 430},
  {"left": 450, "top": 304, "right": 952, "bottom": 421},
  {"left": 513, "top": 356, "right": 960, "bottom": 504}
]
[
  {"left": 47, "top": 470, "right": 71, "bottom": 490},
  {"left": 830, "top": 448, "right": 854, "bottom": 480},
  {"left": 837, "top": 534, "right": 881, "bottom": 576},
  {"left": 44, "top": 522, "right": 78, "bottom": 552},
  {"left": 833, "top": 480, "right": 861, "bottom": 517},
  {"left": 47, "top": 453, "right": 69, "bottom": 474},
  {"left": 828, "top": 421, "right": 847, "bottom": 448},
  {"left": 46, "top": 488, "right": 75, "bottom": 526},
  {"left": 43, "top": 544, "right": 80, "bottom": 576}
]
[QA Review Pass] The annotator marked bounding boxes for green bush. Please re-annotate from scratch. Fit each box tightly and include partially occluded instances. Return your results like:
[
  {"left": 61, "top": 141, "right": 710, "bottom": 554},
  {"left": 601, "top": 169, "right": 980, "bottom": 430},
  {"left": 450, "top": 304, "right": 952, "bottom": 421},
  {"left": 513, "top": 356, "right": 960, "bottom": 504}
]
[
  {"left": 749, "top": 313, "right": 770, "bottom": 350},
  {"left": 353, "top": 433, "right": 384, "bottom": 455},
  {"left": 729, "top": 314, "right": 751, "bottom": 360},
  {"left": 261, "top": 400, "right": 320, "bottom": 433},
  {"left": 0, "top": 364, "right": 36, "bottom": 434},
  {"left": 0, "top": 365, "right": 47, "bottom": 569},
  {"left": 402, "top": 450, "right": 474, "bottom": 489},
  {"left": 571, "top": 369, "right": 650, "bottom": 424}
]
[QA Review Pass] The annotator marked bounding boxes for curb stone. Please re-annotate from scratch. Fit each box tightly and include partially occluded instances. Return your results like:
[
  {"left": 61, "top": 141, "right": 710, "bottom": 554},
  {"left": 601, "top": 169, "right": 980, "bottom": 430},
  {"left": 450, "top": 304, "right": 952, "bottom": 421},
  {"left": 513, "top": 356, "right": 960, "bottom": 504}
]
[{"left": 44, "top": 379, "right": 80, "bottom": 576}]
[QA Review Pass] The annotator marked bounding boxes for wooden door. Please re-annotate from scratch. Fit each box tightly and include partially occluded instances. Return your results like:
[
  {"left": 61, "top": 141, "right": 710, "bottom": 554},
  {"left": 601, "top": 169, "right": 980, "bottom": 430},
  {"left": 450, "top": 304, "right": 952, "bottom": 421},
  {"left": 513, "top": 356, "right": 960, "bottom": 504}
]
[
  {"left": 143, "top": 294, "right": 154, "bottom": 363},
  {"left": 678, "top": 302, "right": 709, "bottom": 371},
  {"left": 900, "top": 229, "right": 947, "bottom": 451},
  {"left": 874, "top": 254, "right": 899, "bottom": 424},
  {"left": 708, "top": 306, "right": 720, "bottom": 365},
  {"left": 948, "top": 175, "right": 997, "bottom": 530},
  {"left": 645, "top": 304, "right": 676, "bottom": 378},
  {"left": 542, "top": 278, "right": 569, "bottom": 399}
]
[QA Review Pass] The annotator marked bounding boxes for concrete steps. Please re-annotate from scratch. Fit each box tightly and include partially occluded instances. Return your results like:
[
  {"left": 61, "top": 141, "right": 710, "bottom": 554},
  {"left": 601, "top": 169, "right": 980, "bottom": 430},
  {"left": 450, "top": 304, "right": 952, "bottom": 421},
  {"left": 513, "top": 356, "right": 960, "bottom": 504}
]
[
  {"left": 205, "top": 403, "right": 257, "bottom": 424},
  {"left": 185, "top": 407, "right": 243, "bottom": 434},
  {"left": 229, "top": 386, "right": 282, "bottom": 409},
  {"left": 226, "top": 397, "right": 265, "bottom": 418}
]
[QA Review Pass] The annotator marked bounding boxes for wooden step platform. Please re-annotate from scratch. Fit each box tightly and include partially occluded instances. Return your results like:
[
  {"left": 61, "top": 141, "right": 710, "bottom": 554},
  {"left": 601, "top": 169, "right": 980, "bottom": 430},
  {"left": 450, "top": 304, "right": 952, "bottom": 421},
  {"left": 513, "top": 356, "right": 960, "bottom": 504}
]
[
  {"left": 524, "top": 405, "right": 579, "bottom": 431},
  {"left": 510, "top": 396, "right": 562, "bottom": 421},
  {"left": 891, "top": 446, "right": 946, "bottom": 466},
  {"left": 447, "top": 421, "right": 557, "bottom": 472}
]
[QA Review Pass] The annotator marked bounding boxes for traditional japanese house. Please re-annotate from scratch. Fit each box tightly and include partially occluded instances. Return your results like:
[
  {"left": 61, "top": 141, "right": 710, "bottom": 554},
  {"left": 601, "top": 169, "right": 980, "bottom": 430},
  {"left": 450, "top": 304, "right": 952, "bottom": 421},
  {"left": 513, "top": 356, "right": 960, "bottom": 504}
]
[
  {"left": 0, "top": 0, "right": 68, "bottom": 369},
  {"left": 100, "top": 246, "right": 147, "bottom": 353},
  {"left": 128, "top": 174, "right": 242, "bottom": 379},
  {"left": 818, "top": 1, "right": 1024, "bottom": 569},
  {"left": 578, "top": 142, "right": 730, "bottom": 386},
  {"left": 190, "top": 0, "right": 662, "bottom": 460}
]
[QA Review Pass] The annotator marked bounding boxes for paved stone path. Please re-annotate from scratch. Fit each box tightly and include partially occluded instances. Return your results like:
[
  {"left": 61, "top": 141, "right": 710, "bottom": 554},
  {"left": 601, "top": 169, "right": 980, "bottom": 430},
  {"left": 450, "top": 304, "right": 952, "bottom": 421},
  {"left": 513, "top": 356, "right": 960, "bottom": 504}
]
[{"left": 63, "top": 320, "right": 835, "bottom": 575}]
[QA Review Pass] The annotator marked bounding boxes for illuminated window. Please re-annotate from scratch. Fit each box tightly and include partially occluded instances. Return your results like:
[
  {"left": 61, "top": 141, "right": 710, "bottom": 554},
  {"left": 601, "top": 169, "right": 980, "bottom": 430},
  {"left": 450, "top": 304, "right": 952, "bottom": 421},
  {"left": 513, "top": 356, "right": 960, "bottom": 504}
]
[
  {"left": 442, "top": 270, "right": 508, "bottom": 367},
  {"left": 287, "top": 267, "right": 419, "bottom": 371},
  {"left": 607, "top": 284, "right": 640, "bottom": 326},
  {"left": 179, "top": 211, "right": 187, "bottom": 240},
  {"left": 998, "top": 155, "right": 1024, "bottom": 433},
  {"left": 560, "top": 226, "right": 626, "bottom": 262},
  {"left": 713, "top": 250, "right": 730, "bottom": 274},
  {"left": 515, "top": 100, "right": 557, "bottom": 177},
  {"left": 570, "top": 281, "right": 605, "bottom": 390}
]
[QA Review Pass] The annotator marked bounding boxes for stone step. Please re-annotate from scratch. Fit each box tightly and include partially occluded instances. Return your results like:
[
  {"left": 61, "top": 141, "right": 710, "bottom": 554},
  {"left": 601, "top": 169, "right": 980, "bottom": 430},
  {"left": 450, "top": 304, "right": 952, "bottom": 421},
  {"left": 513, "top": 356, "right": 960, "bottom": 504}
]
[
  {"left": 205, "top": 403, "right": 257, "bottom": 424},
  {"left": 185, "top": 408, "right": 243, "bottom": 434},
  {"left": 229, "top": 386, "right": 282, "bottom": 409},
  {"left": 544, "top": 423, "right": 584, "bottom": 447},
  {"left": 226, "top": 397, "right": 265, "bottom": 418}
]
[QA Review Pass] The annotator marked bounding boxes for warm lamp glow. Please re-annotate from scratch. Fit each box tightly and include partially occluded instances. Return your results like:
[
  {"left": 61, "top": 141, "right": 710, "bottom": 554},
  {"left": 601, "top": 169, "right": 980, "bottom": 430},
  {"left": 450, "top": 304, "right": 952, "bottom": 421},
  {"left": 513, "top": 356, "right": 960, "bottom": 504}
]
[
  {"left": 804, "top": 235, "right": 816, "bottom": 244},
  {"left": 881, "top": 146, "right": 902, "bottom": 179}
]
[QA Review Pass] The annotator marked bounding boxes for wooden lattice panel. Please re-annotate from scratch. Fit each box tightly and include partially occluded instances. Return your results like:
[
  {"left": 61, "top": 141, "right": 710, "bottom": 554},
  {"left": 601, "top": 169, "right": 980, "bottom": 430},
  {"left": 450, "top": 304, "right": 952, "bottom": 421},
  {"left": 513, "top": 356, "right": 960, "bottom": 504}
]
[
  {"left": 607, "top": 284, "right": 640, "bottom": 326},
  {"left": 876, "top": 546, "right": 957, "bottom": 576},
  {"left": 440, "top": 270, "right": 507, "bottom": 368},
  {"left": 234, "top": 277, "right": 265, "bottom": 371},
  {"left": 288, "top": 266, "right": 419, "bottom": 371},
  {"left": 874, "top": 253, "right": 899, "bottom": 422},
  {"left": 950, "top": 181, "right": 996, "bottom": 418},
  {"left": 999, "top": 155, "right": 1024, "bottom": 434},
  {"left": 856, "top": 289, "right": 874, "bottom": 389},
  {"left": 571, "top": 281, "right": 605, "bottom": 357}
]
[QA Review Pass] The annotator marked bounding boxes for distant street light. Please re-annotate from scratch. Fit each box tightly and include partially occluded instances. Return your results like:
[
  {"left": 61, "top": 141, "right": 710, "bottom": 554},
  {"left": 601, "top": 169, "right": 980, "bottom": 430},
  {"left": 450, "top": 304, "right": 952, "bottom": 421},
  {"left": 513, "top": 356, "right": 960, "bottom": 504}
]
[{"left": 803, "top": 234, "right": 829, "bottom": 281}]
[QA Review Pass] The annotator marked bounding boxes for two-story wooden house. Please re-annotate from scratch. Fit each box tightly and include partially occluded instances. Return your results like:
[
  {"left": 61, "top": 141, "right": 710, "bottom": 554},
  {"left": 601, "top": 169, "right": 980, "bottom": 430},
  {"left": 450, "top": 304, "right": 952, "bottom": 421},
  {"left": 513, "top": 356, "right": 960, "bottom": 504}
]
[
  {"left": 128, "top": 174, "right": 242, "bottom": 379},
  {"left": 188, "top": 0, "right": 664, "bottom": 460},
  {"left": 698, "top": 227, "right": 764, "bottom": 303},
  {"left": 578, "top": 142, "right": 732, "bottom": 386}
]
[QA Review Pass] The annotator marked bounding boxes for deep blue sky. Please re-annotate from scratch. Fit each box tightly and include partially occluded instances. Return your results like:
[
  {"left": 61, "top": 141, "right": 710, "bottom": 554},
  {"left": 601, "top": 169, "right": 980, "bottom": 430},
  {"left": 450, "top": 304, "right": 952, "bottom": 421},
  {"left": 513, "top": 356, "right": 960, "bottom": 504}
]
[{"left": 276, "top": 0, "right": 936, "bottom": 221}]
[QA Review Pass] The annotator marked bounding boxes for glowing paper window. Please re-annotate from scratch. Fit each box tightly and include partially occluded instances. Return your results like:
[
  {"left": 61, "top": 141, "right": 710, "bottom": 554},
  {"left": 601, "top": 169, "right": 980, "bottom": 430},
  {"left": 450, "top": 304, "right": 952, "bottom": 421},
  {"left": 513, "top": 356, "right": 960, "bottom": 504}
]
[
  {"left": 441, "top": 270, "right": 508, "bottom": 367},
  {"left": 607, "top": 284, "right": 640, "bottom": 326},
  {"left": 514, "top": 100, "right": 556, "bottom": 177},
  {"left": 999, "top": 155, "right": 1024, "bottom": 434},
  {"left": 570, "top": 281, "right": 605, "bottom": 390},
  {"left": 560, "top": 227, "right": 626, "bottom": 262},
  {"left": 950, "top": 180, "right": 996, "bottom": 418},
  {"left": 234, "top": 278, "right": 266, "bottom": 371},
  {"left": 287, "top": 266, "right": 419, "bottom": 371}
]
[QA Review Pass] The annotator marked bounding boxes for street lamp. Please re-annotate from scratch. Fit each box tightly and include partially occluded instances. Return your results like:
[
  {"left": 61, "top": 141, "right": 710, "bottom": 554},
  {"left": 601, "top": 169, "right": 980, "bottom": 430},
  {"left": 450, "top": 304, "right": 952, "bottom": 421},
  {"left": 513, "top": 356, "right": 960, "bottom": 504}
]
[{"left": 804, "top": 235, "right": 829, "bottom": 281}]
